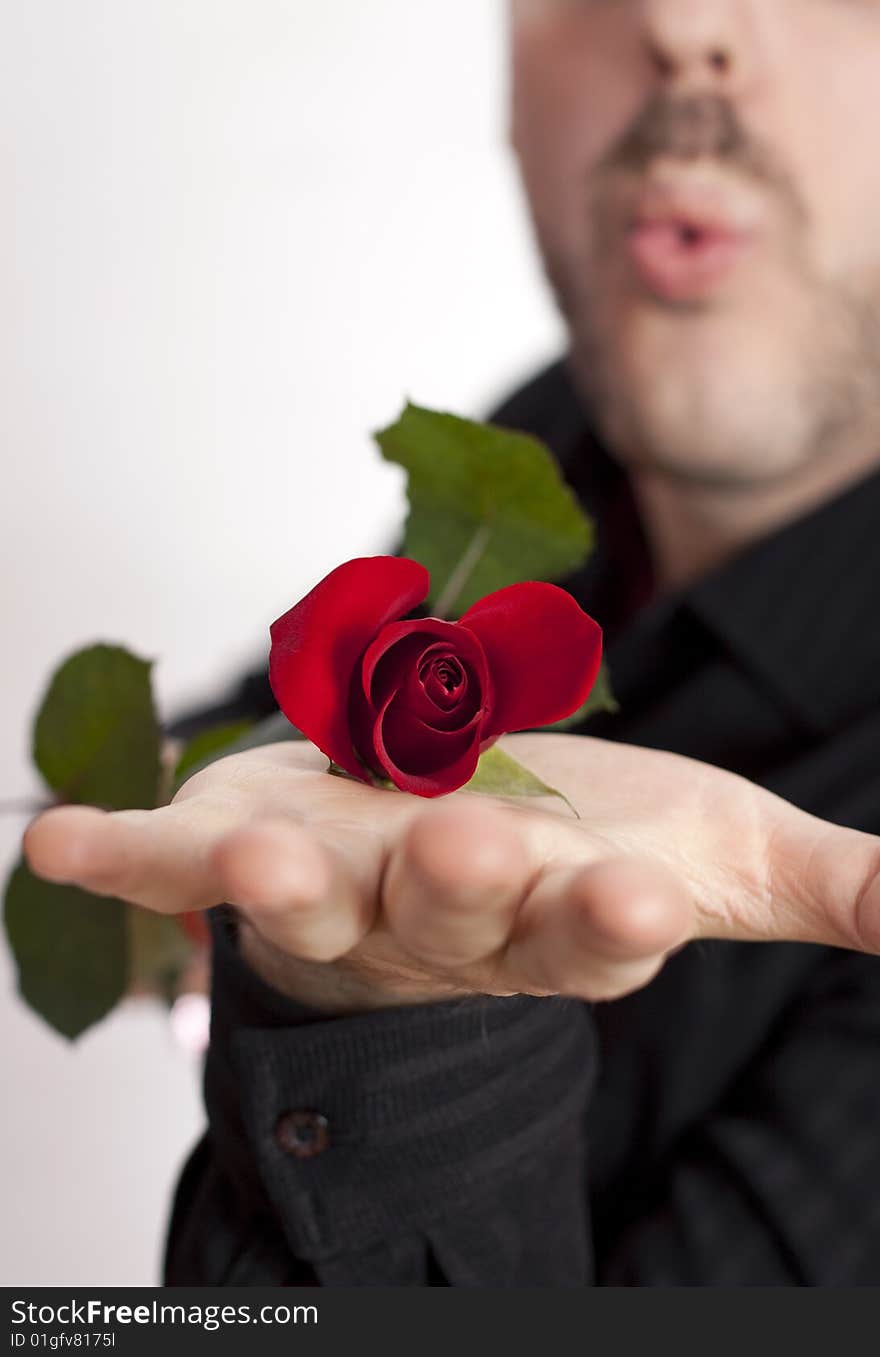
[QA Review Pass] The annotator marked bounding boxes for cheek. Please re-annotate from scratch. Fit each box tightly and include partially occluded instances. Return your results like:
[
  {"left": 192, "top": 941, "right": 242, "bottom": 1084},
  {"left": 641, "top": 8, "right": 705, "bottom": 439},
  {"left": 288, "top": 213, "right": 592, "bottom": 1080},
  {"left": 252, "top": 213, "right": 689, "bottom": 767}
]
[
  {"left": 776, "top": 22, "right": 880, "bottom": 278},
  {"left": 511, "top": 12, "right": 646, "bottom": 248},
  {"left": 817, "top": 112, "right": 880, "bottom": 279}
]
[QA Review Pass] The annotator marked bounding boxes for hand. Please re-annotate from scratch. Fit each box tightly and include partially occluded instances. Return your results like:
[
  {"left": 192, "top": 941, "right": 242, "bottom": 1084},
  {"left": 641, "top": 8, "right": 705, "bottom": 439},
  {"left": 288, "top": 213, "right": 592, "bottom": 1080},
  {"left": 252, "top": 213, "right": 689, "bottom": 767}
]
[{"left": 21, "top": 733, "right": 880, "bottom": 1013}]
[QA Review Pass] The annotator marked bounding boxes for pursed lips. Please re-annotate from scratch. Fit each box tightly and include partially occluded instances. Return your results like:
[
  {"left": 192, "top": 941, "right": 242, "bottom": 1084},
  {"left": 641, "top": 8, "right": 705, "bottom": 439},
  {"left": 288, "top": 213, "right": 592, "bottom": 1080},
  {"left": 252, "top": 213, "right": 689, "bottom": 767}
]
[{"left": 609, "top": 164, "right": 766, "bottom": 304}]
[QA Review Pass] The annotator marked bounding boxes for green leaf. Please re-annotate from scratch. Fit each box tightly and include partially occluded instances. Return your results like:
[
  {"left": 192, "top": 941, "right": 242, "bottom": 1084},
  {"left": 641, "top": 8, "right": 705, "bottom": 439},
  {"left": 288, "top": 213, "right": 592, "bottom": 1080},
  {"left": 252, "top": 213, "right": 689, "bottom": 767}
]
[
  {"left": 375, "top": 403, "right": 595, "bottom": 616},
  {"left": 170, "top": 711, "right": 304, "bottom": 794},
  {"left": 545, "top": 661, "right": 619, "bottom": 732},
  {"left": 3, "top": 859, "right": 128, "bottom": 1040},
  {"left": 172, "top": 719, "right": 255, "bottom": 794},
  {"left": 464, "top": 744, "right": 577, "bottom": 816},
  {"left": 32, "top": 644, "right": 161, "bottom": 811}
]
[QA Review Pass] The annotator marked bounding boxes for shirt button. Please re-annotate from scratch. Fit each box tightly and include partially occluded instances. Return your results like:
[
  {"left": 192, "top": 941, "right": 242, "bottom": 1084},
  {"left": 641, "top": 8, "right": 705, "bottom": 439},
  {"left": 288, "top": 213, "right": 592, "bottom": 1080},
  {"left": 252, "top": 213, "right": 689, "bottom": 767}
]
[{"left": 274, "top": 1110, "right": 330, "bottom": 1159}]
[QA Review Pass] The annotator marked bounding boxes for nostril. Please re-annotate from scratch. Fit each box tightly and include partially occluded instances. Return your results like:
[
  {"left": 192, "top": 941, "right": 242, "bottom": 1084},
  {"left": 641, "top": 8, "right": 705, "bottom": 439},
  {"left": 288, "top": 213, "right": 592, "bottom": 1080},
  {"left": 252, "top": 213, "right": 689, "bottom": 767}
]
[{"left": 709, "top": 49, "right": 731, "bottom": 74}]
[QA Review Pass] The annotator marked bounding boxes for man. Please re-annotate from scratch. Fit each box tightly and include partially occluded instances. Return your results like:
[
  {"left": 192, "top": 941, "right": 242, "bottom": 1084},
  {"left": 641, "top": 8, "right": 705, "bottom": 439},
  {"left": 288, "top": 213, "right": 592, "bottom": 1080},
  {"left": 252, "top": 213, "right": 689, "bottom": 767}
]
[{"left": 24, "top": 1, "right": 880, "bottom": 1285}]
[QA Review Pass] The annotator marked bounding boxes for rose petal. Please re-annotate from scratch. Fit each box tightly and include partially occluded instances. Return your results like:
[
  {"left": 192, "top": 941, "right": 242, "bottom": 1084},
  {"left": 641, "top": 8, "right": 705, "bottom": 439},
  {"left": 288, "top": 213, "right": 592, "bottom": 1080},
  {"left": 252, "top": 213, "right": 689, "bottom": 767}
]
[
  {"left": 269, "top": 557, "right": 429, "bottom": 778},
  {"left": 460, "top": 582, "right": 603, "bottom": 738},
  {"left": 350, "top": 622, "right": 490, "bottom": 774},
  {"left": 373, "top": 692, "right": 483, "bottom": 797},
  {"left": 363, "top": 631, "right": 438, "bottom": 711},
  {"left": 399, "top": 650, "right": 482, "bottom": 730},
  {"left": 422, "top": 654, "right": 468, "bottom": 712},
  {"left": 361, "top": 617, "right": 491, "bottom": 711},
  {"left": 380, "top": 695, "right": 483, "bottom": 771},
  {"left": 349, "top": 652, "right": 478, "bottom": 772}
]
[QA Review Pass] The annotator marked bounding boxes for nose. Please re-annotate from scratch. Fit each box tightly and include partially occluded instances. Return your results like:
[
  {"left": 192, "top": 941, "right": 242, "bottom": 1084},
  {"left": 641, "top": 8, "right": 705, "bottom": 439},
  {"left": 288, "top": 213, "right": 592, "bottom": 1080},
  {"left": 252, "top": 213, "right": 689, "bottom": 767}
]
[{"left": 641, "top": 0, "right": 751, "bottom": 92}]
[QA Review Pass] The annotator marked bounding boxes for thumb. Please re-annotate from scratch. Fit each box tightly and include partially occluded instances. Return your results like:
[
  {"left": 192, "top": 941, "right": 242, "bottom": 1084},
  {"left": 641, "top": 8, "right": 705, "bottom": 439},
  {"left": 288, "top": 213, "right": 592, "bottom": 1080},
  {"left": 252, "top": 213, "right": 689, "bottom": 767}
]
[
  {"left": 783, "top": 816, "right": 880, "bottom": 952},
  {"left": 704, "top": 804, "right": 880, "bottom": 953}
]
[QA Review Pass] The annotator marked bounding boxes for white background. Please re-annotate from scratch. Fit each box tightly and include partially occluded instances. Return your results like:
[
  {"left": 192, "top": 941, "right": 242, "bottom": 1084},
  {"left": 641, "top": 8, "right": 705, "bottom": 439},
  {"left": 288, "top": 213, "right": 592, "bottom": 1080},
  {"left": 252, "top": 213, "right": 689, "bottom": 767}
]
[{"left": 0, "top": 0, "right": 560, "bottom": 1285}]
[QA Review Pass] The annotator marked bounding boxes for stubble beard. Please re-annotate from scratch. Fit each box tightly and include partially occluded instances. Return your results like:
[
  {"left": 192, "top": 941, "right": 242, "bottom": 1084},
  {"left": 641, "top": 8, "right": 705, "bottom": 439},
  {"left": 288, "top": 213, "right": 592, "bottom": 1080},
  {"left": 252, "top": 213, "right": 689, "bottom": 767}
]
[
  {"left": 531, "top": 93, "right": 880, "bottom": 492},
  {"left": 554, "top": 253, "right": 880, "bottom": 493}
]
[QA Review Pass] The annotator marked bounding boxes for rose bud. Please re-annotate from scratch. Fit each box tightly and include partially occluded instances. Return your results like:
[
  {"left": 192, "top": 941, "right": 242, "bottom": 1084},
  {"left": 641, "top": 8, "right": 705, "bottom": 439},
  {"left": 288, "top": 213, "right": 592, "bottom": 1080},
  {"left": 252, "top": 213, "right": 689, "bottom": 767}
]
[{"left": 268, "top": 557, "right": 602, "bottom": 798}]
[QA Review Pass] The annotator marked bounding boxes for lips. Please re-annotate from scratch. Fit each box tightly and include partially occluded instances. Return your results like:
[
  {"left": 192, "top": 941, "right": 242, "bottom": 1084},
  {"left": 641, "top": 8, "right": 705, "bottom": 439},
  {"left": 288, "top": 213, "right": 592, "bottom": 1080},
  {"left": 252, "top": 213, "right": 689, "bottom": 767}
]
[
  {"left": 620, "top": 176, "right": 761, "bottom": 303},
  {"left": 627, "top": 218, "right": 752, "bottom": 302}
]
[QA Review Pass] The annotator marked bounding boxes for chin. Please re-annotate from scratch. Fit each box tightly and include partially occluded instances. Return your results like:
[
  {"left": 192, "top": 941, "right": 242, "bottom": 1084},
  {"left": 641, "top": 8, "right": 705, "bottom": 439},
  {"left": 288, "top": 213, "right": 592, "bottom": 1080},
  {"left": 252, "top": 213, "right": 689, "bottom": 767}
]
[{"left": 581, "top": 302, "right": 816, "bottom": 484}]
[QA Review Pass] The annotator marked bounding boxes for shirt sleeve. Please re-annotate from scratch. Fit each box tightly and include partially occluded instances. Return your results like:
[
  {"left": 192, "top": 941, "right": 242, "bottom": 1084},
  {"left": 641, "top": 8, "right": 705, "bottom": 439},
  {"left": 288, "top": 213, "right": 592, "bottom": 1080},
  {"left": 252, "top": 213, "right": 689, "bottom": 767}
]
[
  {"left": 166, "top": 905, "right": 599, "bottom": 1287},
  {"left": 596, "top": 945, "right": 880, "bottom": 1285}
]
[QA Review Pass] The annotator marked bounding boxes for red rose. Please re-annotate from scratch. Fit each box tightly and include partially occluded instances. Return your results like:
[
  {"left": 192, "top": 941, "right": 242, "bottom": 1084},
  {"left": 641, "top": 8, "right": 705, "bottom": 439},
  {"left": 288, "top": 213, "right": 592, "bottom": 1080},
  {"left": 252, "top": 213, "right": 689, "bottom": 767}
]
[{"left": 269, "top": 557, "right": 602, "bottom": 797}]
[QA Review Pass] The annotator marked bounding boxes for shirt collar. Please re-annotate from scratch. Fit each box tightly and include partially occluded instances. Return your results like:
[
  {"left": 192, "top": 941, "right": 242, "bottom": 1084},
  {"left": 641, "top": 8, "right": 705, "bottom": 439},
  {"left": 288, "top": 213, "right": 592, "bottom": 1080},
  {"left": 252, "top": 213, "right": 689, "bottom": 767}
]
[{"left": 685, "top": 464, "right": 880, "bottom": 734}]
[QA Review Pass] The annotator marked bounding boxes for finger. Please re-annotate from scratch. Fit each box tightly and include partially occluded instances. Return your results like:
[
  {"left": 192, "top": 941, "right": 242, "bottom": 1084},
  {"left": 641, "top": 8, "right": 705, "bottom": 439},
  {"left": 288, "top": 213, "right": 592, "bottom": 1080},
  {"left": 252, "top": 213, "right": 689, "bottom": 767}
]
[
  {"left": 22, "top": 802, "right": 233, "bottom": 913},
  {"left": 503, "top": 858, "right": 694, "bottom": 1001},
  {"left": 210, "top": 817, "right": 377, "bottom": 963},
  {"left": 383, "top": 801, "right": 534, "bottom": 969},
  {"left": 728, "top": 811, "right": 880, "bottom": 953}
]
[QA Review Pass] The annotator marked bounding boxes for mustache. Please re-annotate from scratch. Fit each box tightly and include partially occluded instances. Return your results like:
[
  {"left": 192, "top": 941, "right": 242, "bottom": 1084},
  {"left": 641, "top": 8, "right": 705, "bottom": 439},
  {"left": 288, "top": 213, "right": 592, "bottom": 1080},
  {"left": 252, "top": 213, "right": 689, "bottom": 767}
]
[{"left": 598, "top": 92, "right": 804, "bottom": 212}]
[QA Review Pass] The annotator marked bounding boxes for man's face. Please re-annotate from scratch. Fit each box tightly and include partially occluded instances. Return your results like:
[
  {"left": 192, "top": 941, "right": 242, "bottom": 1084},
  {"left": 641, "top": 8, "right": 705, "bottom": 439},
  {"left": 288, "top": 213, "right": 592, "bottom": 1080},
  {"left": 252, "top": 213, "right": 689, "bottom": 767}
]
[{"left": 510, "top": 0, "right": 880, "bottom": 486}]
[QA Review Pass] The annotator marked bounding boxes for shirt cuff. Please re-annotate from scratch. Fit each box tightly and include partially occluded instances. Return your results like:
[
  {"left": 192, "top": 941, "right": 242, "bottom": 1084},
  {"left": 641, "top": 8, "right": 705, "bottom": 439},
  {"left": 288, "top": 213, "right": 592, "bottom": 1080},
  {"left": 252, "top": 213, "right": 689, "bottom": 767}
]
[{"left": 204, "top": 905, "right": 598, "bottom": 1265}]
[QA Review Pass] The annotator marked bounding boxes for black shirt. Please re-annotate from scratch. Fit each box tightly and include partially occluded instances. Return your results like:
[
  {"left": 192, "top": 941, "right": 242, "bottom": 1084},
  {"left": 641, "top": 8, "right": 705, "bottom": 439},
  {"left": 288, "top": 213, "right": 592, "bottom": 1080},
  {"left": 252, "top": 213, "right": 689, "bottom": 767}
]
[{"left": 163, "top": 361, "right": 880, "bottom": 1287}]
